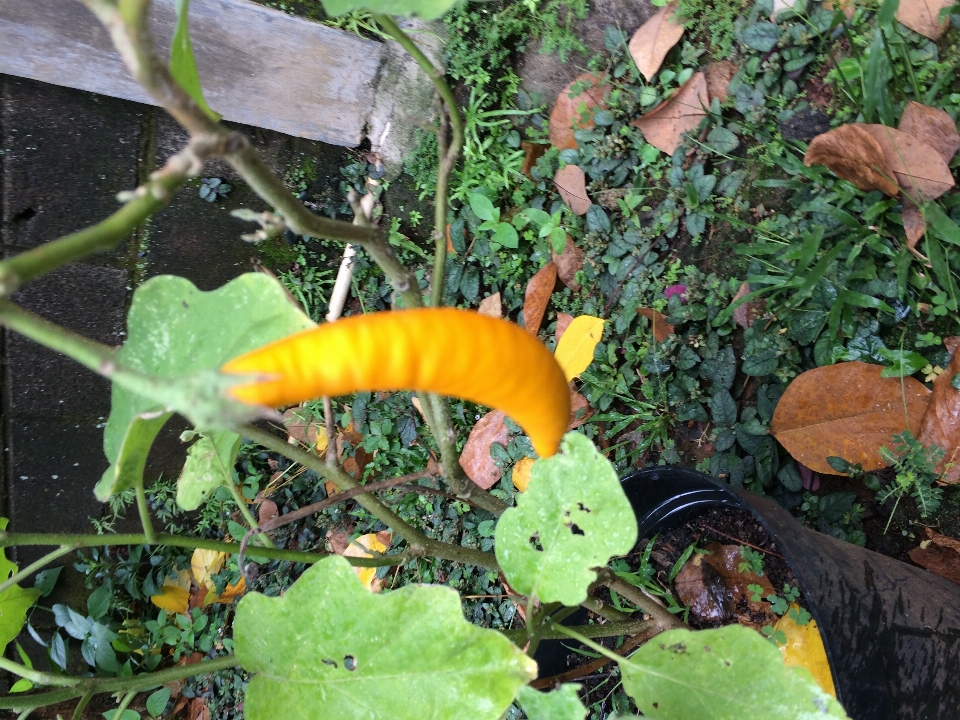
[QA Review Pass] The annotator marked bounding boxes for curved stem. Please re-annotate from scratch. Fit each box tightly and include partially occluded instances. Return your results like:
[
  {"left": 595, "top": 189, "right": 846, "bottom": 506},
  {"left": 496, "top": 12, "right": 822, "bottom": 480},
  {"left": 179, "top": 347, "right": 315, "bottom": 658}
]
[
  {"left": 0, "top": 657, "right": 81, "bottom": 688},
  {"left": 112, "top": 690, "right": 137, "bottom": 719},
  {"left": 70, "top": 691, "right": 94, "bottom": 720},
  {"left": 0, "top": 545, "right": 73, "bottom": 597},
  {"left": 135, "top": 480, "right": 156, "bottom": 544}
]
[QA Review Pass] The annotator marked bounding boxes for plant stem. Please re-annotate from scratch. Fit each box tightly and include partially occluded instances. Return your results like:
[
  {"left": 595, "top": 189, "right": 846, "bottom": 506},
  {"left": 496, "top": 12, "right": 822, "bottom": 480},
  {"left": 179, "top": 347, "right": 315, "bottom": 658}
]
[
  {"left": 0, "top": 657, "right": 81, "bottom": 688},
  {"left": 499, "top": 619, "right": 653, "bottom": 643},
  {"left": 71, "top": 691, "right": 94, "bottom": 720},
  {"left": 112, "top": 690, "right": 138, "bottom": 718},
  {"left": 0, "top": 654, "right": 239, "bottom": 711},
  {"left": 240, "top": 424, "right": 500, "bottom": 570},
  {"left": 135, "top": 480, "right": 156, "bottom": 544},
  {"left": 595, "top": 568, "right": 687, "bottom": 630},
  {"left": 0, "top": 545, "right": 73, "bottom": 597},
  {"left": 224, "top": 479, "right": 276, "bottom": 548}
]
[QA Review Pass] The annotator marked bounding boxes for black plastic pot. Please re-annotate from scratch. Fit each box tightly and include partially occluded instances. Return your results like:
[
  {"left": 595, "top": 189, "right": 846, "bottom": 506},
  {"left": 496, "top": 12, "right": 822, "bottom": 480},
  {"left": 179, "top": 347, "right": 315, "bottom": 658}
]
[{"left": 536, "top": 467, "right": 960, "bottom": 720}]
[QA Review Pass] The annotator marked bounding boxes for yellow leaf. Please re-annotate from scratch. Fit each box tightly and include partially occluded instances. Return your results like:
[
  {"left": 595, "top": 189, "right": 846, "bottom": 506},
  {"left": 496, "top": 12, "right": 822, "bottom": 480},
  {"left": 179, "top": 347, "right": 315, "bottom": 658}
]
[
  {"left": 775, "top": 604, "right": 836, "bottom": 698},
  {"left": 313, "top": 425, "right": 329, "bottom": 455},
  {"left": 343, "top": 532, "right": 392, "bottom": 592},
  {"left": 149, "top": 569, "right": 191, "bottom": 614},
  {"left": 191, "top": 548, "right": 226, "bottom": 590},
  {"left": 512, "top": 457, "right": 536, "bottom": 492},
  {"left": 554, "top": 315, "right": 605, "bottom": 381},
  {"left": 204, "top": 575, "right": 247, "bottom": 607}
]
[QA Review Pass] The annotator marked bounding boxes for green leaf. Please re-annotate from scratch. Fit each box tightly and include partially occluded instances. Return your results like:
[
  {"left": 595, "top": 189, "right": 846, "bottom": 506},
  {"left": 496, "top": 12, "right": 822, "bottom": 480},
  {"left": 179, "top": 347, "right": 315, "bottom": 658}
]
[
  {"left": 87, "top": 583, "right": 112, "bottom": 621},
  {"left": 741, "top": 349, "right": 778, "bottom": 377},
  {"left": 710, "top": 390, "right": 738, "bottom": 427},
  {"left": 879, "top": 350, "right": 928, "bottom": 378},
  {"left": 494, "top": 433, "right": 638, "bottom": 606},
  {"left": 9, "top": 678, "right": 33, "bottom": 693},
  {"left": 102, "top": 274, "right": 313, "bottom": 498},
  {"left": 170, "top": 0, "right": 220, "bottom": 122},
  {"left": 517, "top": 684, "right": 588, "bottom": 720},
  {"left": 877, "top": 0, "right": 899, "bottom": 27},
  {"left": 706, "top": 127, "right": 739, "bottom": 154},
  {"left": 925, "top": 202, "right": 960, "bottom": 247},
  {"left": 586, "top": 205, "right": 611, "bottom": 233},
  {"left": 34, "top": 567, "right": 62, "bottom": 597},
  {"left": 619, "top": 626, "right": 850, "bottom": 719},
  {"left": 146, "top": 687, "right": 172, "bottom": 718},
  {"left": 235, "top": 556, "right": 535, "bottom": 720},
  {"left": 864, "top": 30, "right": 894, "bottom": 126},
  {"left": 103, "top": 711, "right": 141, "bottom": 720},
  {"left": 177, "top": 431, "right": 242, "bottom": 510},
  {"left": 524, "top": 208, "right": 553, "bottom": 227},
  {"left": 777, "top": 463, "right": 803, "bottom": 492},
  {"left": 322, "top": 0, "right": 458, "bottom": 19},
  {"left": 469, "top": 193, "right": 497, "bottom": 222},
  {"left": 0, "top": 520, "right": 41, "bottom": 654},
  {"left": 492, "top": 222, "right": 520, "bottom": 249},
  {"left": 741, "top": 23, "right": 780, "bottom": 51}
]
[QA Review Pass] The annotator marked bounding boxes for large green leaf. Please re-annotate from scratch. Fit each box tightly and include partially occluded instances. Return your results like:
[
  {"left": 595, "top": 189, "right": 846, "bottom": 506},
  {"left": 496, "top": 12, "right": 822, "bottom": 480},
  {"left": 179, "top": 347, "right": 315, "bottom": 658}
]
[
  {"left": 495, "top": 433, "right": 637, "bottom": 606},
  {"left": 170, "top": 0, "right": 221, "bottom": 121},
  {"left": 619, "top": 626, "right": 850, "bottom": 719},
  {"left": 322, "top": 0, "right": 459, "bottom": 20},
  {"left": 102, "top": 274, "right": 313, "bottom": 499},
  {"left": 0, "top": 519, "right": 41, "bottom": 653},
  {"left": 177, "top": 430, "right": 242, "bottom": 510},
  {"left": 517, "top": 685, "right": 587, "bottom": 720},
  {"left": 235, "top": 556, "right": 536, "bottom": 720}
]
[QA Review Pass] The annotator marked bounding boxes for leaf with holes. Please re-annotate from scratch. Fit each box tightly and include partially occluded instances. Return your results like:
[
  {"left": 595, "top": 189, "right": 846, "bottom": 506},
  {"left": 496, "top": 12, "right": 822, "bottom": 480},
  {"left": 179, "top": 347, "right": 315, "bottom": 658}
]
[
  {"left": 517, "top": 684, "right": 587, "bottom": 720},
  {"left": 619, "top": 626, "right": 849, "bottom": 719},
  {"left": 236, "top": 556, "right": 536, "bottom": 720},
  {"left": 495, "top": 433, "right": 637, "bottom": 606}
]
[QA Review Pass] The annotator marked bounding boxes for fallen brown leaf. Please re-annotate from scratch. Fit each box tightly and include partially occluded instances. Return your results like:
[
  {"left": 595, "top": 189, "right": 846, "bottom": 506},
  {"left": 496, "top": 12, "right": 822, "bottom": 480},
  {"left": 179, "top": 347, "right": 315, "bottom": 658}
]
[
  {"left": 701, "top": 543, "right": 778, "bottom": 631},
  {"left": 674, "top": 554, "right": 729, "bottom": 624},
  {"left": 567, "top": 388, "right": 593, "bottom": 430},
  {"left": 326, "top": 527, "right": 352, "bottom": 555},
  {"left": 521, "top": 141, "right": 548, "bottom": 178},
  {"left": 551, "top": 235, "right": 584, "bottom": 290},
  {"left": 628, "top": 2, "right": 685, "bottom": 82},
  {"left": 555, "top": 312, "right": 574, "bottom": 343},
  {"left": 731, "top": 281, "right": 766, "bottom": 328},
  {"left": 548, "top": 73, "right": 611, "bottom": 150},
  {"left": 909, "top": 527, "right": 960, "bottom": 585},
  {"left": 945, "top": 336, "right": 960, "bottom": 356},
  {"left": 523, "top": 261, "right": 558, "bottom": 336},
  {"left": 705, "top": 61, "right": 738, "bottom": 103},
  {"left": 896, "top": 0, "right": 952, "bottom": 39},
  {"left": 478, "top": 291, "right": 503, "bottom": 318},
  {"left": 772, "top": 361, "right": 931, "bottom": 474},
  {"left": 803, "top": 124, "right": 900, "bottom": 196},
  {"left": 899, "top": 101, "right": 960, "bottom": 164},
  {"left": 857, "top": 123, "right": 955, "bottom": 201},
  {"left": 917, "top": 347, "right": 960, "bottom": 483},
  {"left": 631, "top": 72, "right": 709, "bottom": 156},
  {"left": 823, "top": 0, "right": 855, "bottom": 18},
  {"left": 554, "top": 164, "right": 592, "bottom": 215},
  {"left": 902, "top": 202, "right": 928, "bottom": 259},
  {"left": 460, "top": 410, "right": 512, "bottom": 490},
  {"left": 257, "top": 499, "right": 279, "bottom": 525},
  {"left": 637, "top": 307, "right": 674, "bottom": 342}
]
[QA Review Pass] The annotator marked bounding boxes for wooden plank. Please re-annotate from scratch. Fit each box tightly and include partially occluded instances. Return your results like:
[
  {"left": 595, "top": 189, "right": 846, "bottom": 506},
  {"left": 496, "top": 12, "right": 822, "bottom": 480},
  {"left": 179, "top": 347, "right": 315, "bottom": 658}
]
[{"left": 0, "top": 0, "right": 382, "bottom": 147}]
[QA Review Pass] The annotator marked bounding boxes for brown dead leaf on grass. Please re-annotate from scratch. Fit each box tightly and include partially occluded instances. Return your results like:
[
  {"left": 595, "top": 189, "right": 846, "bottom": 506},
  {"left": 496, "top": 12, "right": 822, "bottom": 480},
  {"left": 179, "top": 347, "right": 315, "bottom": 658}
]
[
  {"left": 896, "top": 0, "right": 952, "bottom": 39},
  {"left": 460, "top": 410, "right": 512, "bottom": 490},
  {"left": 568, "top": 388, "right": 593, "bottom": 430},
  {"left": 804, "top": 124, "right": 900, "bottom": 196},
  {"left": 857, "top": 123, "right": 955, "bottom": 201},
  {"left": 521, "top": 141, "right": 548, "bottom": 178},
  {"left": 918, "top": 347, "right": 960, "bottom": 483},
  {"left": 523, "top": 261, "right": 558, "bottom": 335},
  {"left": 909, "top": 527, "right": 960, "bottom": 585},
  {"left": 701, "top": 543, "right": 778, "bottom": 631},
  {"left": 549, "top": 73, "right": 611, "bottom": 150},
  {"left": 478, "top": 292, "right": 502, "bottom": 318},
  {"left": 823, "top": 0, "right": 855, "bottom": 18},
  {"left": 554, "top": 164, "right": 592, "bottom": 215},
  {"left": 628, "top": 2, "right": 685, "bottom": 82},
  {"left": 899, "top": 101, "right": 960, "bottom": 164},
  {"left": 637, "top": 307, "right": 675, "bottom": 342},
  {"left": 631, "top": 72, "right": 709, "bottom": 155},
  {"left": 772, "top": 361, "right": 931, "bottom": 474},
  {"left": 902, "top": 203, "right": 928, "bottom": 260},
  {"left": 551, "top": 235, "right": 584, "bottom": 290},
  {"left": 257, "top": 499, "right": 279, "bottom": 525},
  {"left": 945, "top": 336, "right": 960, "bottom": 356},
  {"left": 705, "top": 61, "right": 738, "bottom": 103},
  {"left": 555, "top": 312, "right": 574, "bottom": 342},
  {"left": 731, "top": 281, "right": 766, "bottom": 328}
]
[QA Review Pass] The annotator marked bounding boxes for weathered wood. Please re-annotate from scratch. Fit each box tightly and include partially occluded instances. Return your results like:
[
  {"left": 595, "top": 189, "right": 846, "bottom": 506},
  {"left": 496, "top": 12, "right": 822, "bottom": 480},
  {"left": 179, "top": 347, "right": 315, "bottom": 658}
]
[{"left": 0, "top": 0, "right": 382, "bottom": 147}]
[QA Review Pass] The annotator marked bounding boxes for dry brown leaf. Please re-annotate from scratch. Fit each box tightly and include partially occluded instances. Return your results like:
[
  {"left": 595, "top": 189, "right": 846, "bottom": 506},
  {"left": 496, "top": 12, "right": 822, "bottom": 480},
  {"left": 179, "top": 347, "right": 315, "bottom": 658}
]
[
  {"left": 902, "top": 202, "right": 928, "bottom": 259},
  {"left": 674, "top": 555, "right": 729, "bottom": 624},
  {"left": 186, "top": 697, "right": 211, "bottom": 720},
  {"left": 523, "top": 261, "right": 558, "bottom": 336},
  {"left": 771, "top": 361, "right": 931, "bottom": 474},
  {"left": 945, "top": 336, "right": 960, "bottom": 356},
  {"left": 700, "top": 543, "right": 777, "bottom": 631},
  {"left": 257, "top": 499, "right": 279, "bottom": 525},
  {"left": 567, "top": 388, "right": 593, "bottom": 430},
  {"left": 917, "top": 347, "right": 960, "bottom": 483},
  {"left": 908, "top": 528, "right": 960, "bottom": 585},
  {"left": 705, "top": 61, "right": 738, "bottom": 103},
  {"left": 857, "top": 123, "right": 955, "bottom": 201},
  {"left": 554, "top": 164, "right": 592, "bottom": 215},
  {"left": 551, "top": 235, "right": 585, "bottom": 290},
  {"left": 823, "top": 0, "right": 855, "bottom": 18},
  {"left": 631, "top": 72, "right": 709, "bottom": 156},
  {"left": 548, "top": 73, "right": 611, "bottom": 150},
  {"left": 899, "top": 101, "right": 960, "bottom": 164},
  {"left": 637, "top": 307, "right": 675, "bottom": 342},
  {"left": 521, "top": 141, "right": 548, "bottom": 178},
  {"left": 326, "top": 527, "right": 352, "bottom": 555},
  {"left": 731, "top": 281, "right": 766, "bottom": 328},
  {"left": 555, "top": 312, "right": 574, "bottom": 343},
  {"left": 896, "top": 0, "right": 952, "bottom": 39},
  {"left": 803, "top": 124, "right": 900, "bottom": 196},
  {"left": 460, "top": 410, "right": 512, "bottom": 490},
  {"left": 628, "top": 2, "right": 685, "bottom": 82},
  {"left": 478, "top": 291, "right": 503, "bottom": 318}
]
